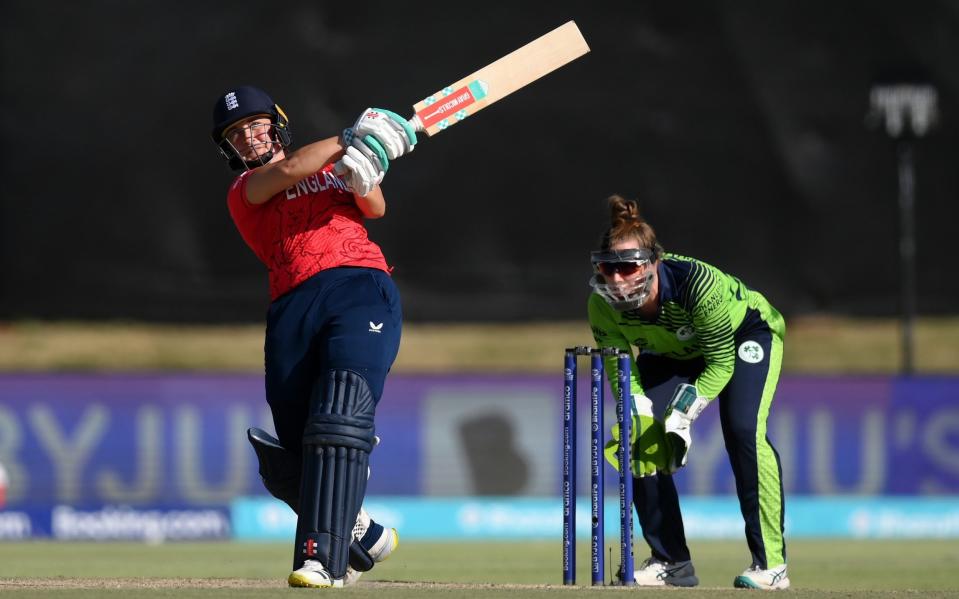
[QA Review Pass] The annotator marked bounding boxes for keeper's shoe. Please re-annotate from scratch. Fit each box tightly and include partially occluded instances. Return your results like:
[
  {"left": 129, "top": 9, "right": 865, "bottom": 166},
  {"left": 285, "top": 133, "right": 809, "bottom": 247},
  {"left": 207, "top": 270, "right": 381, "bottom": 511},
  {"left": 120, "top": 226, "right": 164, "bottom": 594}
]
[
  {"left": 631, "top": 557, "right": 699, "bottom": 587},
  {"left": 288, "top": 559, "right": 341, "bottom": 588},
  {"left": 734, "top": 564, "right": 790, "bottom": 590},
  {"left": 341, "top": 507, "right": 400, "bottom": 586}
]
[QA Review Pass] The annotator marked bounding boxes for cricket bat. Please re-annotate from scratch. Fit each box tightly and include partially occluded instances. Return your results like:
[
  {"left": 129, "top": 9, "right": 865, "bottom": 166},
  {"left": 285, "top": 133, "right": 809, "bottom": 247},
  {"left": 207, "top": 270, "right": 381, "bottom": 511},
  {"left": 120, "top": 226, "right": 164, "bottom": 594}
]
[
  {"left": 337, "top": 21, "right": 589, "bottom": 173},
  {"left": 407, "top": 20, "right": 590, "bottom": 136}
]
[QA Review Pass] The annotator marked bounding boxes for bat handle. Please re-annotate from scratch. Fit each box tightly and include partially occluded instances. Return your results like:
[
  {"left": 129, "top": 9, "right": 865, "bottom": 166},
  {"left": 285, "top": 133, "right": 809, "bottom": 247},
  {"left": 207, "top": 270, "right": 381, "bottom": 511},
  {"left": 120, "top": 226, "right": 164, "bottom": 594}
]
[
  {"left": 334, "top": 114, "right": 425, "bottom": 175},
  {"left": 408, "top": 114, "right": 425, "bottom": 133}
]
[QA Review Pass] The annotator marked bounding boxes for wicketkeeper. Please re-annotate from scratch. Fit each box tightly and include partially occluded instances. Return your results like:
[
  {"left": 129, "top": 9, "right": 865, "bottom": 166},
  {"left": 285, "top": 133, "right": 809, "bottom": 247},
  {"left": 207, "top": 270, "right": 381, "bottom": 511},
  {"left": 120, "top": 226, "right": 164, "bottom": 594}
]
[{"left": 591, "top": 194, "right": 789, "bottom": 590}]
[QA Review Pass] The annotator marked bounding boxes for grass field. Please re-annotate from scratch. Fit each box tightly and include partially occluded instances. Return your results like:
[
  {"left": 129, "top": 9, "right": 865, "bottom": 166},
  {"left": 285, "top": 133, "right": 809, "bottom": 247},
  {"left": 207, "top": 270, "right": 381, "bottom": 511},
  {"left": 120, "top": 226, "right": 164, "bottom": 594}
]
[
  {"left": 1, "top": 540, "right": 958, "bottom": 597},
  {"left": 1, "top": 317, "right": 958, "bottom": 373},
  {"left": 2, "top": 321, "right": 956, "bottom": 598}
]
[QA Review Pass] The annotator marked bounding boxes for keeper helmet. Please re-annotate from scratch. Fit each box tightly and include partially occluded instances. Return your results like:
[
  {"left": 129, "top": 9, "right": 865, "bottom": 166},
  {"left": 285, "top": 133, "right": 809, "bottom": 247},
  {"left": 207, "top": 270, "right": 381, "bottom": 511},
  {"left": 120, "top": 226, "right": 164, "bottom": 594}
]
[{"left": 589, "top": 247, "right": 657, "bottom": 311}]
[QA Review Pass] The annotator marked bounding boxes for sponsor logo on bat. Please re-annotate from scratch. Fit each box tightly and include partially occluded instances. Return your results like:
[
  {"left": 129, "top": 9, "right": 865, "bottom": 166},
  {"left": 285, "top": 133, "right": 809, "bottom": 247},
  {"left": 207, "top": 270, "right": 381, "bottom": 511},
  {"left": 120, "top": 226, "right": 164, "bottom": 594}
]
[{"left": 416, "top": 80, "right": 488, "bottom": 128}]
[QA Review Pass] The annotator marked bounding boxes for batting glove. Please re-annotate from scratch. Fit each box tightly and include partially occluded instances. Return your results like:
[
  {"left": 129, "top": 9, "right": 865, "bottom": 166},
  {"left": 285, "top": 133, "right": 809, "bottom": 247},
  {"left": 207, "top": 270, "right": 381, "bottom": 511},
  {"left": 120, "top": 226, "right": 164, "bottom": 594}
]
[
  {"left": 343, "top": 108, "right": 417, "bottom": 168},
  {"left": 340, "top": 145, "right": 384, "bottom": 197}
]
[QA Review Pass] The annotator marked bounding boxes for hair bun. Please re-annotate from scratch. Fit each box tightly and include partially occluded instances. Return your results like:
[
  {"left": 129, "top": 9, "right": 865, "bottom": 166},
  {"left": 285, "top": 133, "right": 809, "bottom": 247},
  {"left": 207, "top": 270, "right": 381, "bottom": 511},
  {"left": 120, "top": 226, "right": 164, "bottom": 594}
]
[
  {"left": 608, "top": 194, "right": 640, "bottom": 228},
  {"left": 601, "top": 194, "right": 660, "bottom": 255}
]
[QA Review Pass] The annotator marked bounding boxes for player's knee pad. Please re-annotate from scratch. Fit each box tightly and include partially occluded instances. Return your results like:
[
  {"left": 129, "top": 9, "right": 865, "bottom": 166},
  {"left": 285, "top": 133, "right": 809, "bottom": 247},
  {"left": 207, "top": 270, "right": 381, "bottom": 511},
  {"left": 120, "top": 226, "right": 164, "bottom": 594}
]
[
  {"left": 247, "top": 427, "right": 301, "bottom": 513},
  {"left": 295, "top": 369, "right": 376, "bottom": 578}
]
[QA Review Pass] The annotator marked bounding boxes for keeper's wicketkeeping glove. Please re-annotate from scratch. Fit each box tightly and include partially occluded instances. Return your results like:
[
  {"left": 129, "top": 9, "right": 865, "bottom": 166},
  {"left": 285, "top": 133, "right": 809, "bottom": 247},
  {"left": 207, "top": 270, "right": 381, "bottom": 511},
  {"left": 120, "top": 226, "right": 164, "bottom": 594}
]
[
  {"left": 603, "top": 412, "right": 671, "bottom": 477},
  {"left": 663, "top": 383, "right": 709, "bottom": 473}
]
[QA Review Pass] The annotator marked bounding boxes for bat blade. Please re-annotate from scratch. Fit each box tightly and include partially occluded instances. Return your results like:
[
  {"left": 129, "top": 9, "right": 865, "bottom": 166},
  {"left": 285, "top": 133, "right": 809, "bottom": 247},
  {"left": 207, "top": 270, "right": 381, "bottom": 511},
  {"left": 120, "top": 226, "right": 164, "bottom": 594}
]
[{"left": 409, "top": 20, "right": 590, "bottom": 136}]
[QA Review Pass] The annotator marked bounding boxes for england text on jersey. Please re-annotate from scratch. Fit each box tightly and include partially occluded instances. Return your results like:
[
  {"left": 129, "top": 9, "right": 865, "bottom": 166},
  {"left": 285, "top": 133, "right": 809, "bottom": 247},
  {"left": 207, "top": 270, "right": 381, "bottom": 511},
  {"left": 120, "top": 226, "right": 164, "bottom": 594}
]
[{"left": 285, "top": 171, "right": 348, "bottom": 200}]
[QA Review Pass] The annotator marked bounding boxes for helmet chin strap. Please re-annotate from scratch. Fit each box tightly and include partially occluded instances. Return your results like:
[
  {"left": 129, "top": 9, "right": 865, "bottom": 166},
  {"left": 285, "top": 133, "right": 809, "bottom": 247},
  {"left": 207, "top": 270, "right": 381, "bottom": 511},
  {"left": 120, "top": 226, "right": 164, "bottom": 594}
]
[
  {"left": 241, "top": 150, "right": 275, "bottom": 170},
  {"left": 219, "top": 125, "right": 287, "bottom": 172}
]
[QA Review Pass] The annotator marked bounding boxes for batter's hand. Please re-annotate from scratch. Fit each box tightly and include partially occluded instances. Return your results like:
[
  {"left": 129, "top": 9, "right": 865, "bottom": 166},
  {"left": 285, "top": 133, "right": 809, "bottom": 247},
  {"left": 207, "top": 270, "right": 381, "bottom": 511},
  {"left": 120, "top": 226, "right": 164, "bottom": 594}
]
[
  {"left": 340, "top": 145, "right": 384, "bottom": 197},
  {"left": 344, "top": 108, "right": 417, "bottom": 166}
]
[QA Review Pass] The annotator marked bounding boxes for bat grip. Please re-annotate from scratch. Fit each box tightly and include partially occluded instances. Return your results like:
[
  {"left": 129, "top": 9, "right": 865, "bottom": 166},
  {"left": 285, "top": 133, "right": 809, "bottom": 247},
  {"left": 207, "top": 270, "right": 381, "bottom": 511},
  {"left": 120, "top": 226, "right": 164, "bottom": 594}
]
[
  {"left": 334, "top": 113, "right": 424, "bottom": 175},
  {"left": 408, "top": 114, "right": 425, "bottom": 133}
]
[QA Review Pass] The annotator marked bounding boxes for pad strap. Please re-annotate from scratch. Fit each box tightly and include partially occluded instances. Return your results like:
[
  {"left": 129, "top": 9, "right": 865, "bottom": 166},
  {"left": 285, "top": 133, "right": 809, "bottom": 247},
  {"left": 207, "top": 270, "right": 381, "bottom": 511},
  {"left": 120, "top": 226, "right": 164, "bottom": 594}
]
[{"left": 348, "top": 541, "right": 375, "bottom": 572}]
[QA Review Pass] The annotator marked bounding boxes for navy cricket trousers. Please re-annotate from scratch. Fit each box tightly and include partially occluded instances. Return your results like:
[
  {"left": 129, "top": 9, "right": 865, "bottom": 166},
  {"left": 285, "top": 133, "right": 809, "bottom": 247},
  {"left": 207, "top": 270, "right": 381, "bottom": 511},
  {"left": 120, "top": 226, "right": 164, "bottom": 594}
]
[
  {"left": 633, "top": 314, "right": 786, "bottom": 570},
  {"left": 263, "top": 267, "right": 402, "bottom": 455}
]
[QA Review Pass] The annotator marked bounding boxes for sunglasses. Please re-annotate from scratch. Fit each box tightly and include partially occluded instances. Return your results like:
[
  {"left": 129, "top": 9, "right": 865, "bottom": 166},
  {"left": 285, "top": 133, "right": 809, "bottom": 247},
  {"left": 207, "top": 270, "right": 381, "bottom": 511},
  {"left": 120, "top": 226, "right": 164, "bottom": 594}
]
[{"left": 596, "top": 261, "right": 646, "bottom": 277}]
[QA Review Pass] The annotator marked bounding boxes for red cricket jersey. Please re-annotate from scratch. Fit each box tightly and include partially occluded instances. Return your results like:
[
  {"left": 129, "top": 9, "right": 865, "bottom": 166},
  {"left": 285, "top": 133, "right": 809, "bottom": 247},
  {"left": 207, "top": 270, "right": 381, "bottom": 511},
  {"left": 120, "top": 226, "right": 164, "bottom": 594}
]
[{"left": 227, "top": 166, "right": 390, "bottom": 300}]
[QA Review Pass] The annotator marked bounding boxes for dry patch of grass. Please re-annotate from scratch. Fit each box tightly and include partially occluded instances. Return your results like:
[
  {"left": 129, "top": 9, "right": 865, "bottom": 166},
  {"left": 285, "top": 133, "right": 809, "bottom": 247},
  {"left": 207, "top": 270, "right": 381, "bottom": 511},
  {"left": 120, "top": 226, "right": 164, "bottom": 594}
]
[
  {"left": 0, "top": 321, "right": 266, "bottom": 371},
  {"left": 0, "top": 317, "right": 956, "bottom": 374},
  {"left": 779, "top": 315, "right": 959, "bottom": 374}
]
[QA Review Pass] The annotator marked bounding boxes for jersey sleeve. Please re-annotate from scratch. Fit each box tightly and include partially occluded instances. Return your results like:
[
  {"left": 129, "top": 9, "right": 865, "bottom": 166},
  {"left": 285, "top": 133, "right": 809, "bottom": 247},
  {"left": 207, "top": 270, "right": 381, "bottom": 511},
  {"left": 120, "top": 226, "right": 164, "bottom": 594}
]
[
  {"left": 225, "top": 171, "right": 268, "bottom": 262},
  {"left": 587, "top": 293, "right": 646, "bottom": 401},
  {"left": 682, "top": 262, "right": 736, "bottom": 399},
  {"left": 226, "top": 171, "right": 259, "bottom": 214}
]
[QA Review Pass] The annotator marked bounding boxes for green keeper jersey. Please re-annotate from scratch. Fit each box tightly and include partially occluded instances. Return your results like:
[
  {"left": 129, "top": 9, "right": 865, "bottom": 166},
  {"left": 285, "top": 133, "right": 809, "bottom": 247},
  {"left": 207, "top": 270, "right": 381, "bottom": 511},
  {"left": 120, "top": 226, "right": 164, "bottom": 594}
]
[{"left": 588, "top": 253, "right": 785, "bottom": 401}]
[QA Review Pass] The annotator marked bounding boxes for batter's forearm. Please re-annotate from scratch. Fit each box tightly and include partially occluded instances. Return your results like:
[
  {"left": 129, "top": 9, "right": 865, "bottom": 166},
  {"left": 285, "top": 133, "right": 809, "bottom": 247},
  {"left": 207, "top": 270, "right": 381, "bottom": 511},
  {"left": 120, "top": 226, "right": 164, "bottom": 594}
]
[
  {"left": 245, "top": 137, "right": 346, "bottom": 204},
  {"left": 354, "top": 186, "right": 386, "bottom": 218},
  {"left": 276, "top": 137, "right": 347, "bottom": 180}
]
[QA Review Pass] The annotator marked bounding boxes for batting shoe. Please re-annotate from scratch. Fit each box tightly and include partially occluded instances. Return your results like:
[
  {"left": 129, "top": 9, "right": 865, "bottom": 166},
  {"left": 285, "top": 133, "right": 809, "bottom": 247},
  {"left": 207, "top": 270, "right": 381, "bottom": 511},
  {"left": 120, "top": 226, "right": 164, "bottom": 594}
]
[
  {"left": 734, "top": 564, "right": 790, "bottom": 590},
  {"left": 341, "top": 507, "right": 400, "bottom": 586},
  {"left": 631, "top": 557, "right": 699, "bottom": 587},
  {"left": 288, "top": 559, "right": 342, "bottom": 588}
]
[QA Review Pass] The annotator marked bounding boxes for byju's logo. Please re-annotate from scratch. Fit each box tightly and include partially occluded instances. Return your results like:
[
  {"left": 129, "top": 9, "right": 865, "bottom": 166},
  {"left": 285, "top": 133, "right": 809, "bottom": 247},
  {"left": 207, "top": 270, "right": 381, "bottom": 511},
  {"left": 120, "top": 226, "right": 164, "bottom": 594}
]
[
  {"left": 368, "top": 322, "right": 383, "bottom": 334},
  {"left": 225, "top": 92, "right": 238, "bottom": 110}
]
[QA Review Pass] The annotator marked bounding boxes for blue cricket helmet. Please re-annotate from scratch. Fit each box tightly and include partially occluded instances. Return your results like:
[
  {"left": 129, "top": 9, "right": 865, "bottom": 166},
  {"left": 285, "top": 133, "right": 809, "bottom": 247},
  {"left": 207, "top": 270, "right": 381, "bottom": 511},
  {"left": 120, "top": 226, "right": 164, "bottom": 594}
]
[{"left": 211, "top": 85, "right": 292, "bottom": 171}]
